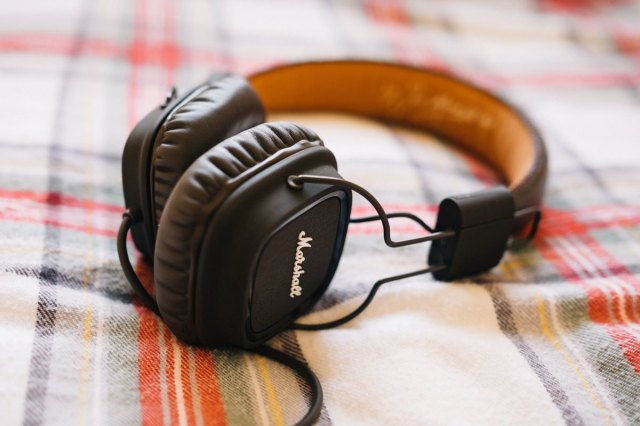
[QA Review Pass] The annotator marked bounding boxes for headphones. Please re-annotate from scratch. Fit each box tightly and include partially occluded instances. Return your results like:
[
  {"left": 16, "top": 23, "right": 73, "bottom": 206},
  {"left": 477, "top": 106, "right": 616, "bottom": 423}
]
[{"left": 118, "top": 60, "right": 546, "bottom": 423}]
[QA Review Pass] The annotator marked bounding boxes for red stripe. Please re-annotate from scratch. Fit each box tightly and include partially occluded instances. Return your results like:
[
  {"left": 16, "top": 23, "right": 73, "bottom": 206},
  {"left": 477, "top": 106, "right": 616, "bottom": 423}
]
[
  {"left": 0, "top": 33, "right": 122, "bottom": 58},
  {"left": 137, "top": 309, "right": 164, "bottom": 426},
  {"left": 536, "top": 222, "right": 640, "bottom": 376},
  {"left": 132, "top": 221, "right": 228, "bottom": 425},
  {"left": 349, "top": 203, "right": 640, "bottom": 228},
  {"left": 161, "top": 2, "right": 195, "bottom": 422},
  {"left": 127, "top": 0, "right": 145, "bottom": 129},
  {"left": 180, "top": 346, "right": 196, "bottom": 426},
  {"left": 162, "top": 0, "right": 178, "bottom": 87},
  {"left": 2, "top": 186, "right": 640, "bottom": 239},
  {"left": 613, "top": 30, "right": 640, "bottom": 55},
  {"left": 6, "top": 30, "right": 640, "bottom": 87},
  {"left": 0, "top": 32, "right": 213, "bottom": 68},
  {"left": 543, "top": 233, "right": 630, "bottom": 325},
  {"left": 363, "top": 0, "right": 447, "bottom": 69},
  {"left": 135, "top": 256, "right": 155, "bottom": 296},
  {"left": 364, "top": 0, "right": 408, "bottom": 25},
  {"left": 4, "top": 32, "right": 640, "bottom": 88},
  {"left": 535, "top": 236, "right": 611, "bottom": 323},
  {"left": 194, "top": 350, "right": 227, "bottom": 425},
  {"left": 538, "top": 0, "right": 625, "bottom": 14},
  {"left": 608, "top": 325, "right": 640, "bottom": 377},
  {"left": 502, "top": 72, "right": 640, "bottom": 87},
  {"left": 4, "top": 188, "right": 629, "bottom": 228},
  {"left": 541, "top": 206, "right": 640, "bottom": 237},
  {"left": 127, "top": 1, "right": 168, "bottom": 422},
  {"left": 0, "top": 188, "right": 122, "bottom": 213},
  {"left": 164, "top": 327, "right": 179, "bottom": 425},
  {"left": 558, "top": 234, "right": 626, "bottom": 324},
  {"left": 579, "top": 232, "right": 640, "bottom": 323},
  {"left": 0, "top": 212, "right": 117, "bottom": 237}
]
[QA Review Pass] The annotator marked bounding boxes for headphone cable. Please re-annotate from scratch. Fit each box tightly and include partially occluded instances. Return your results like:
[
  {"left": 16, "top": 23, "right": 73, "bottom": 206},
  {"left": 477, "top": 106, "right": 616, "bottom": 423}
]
[
  {"left": 250, "top": 345, "right": 323, "bottom": 426},
  {"left": 117, "top": 210, "right": 161, "bottom": 315},
  {"left": 118, "top": 210, "right": 323, "bottom": 425}
]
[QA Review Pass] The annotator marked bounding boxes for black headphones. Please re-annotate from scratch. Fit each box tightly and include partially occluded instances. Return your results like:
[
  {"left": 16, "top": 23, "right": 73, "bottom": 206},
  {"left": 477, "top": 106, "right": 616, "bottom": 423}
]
[{"left": 118, "top": 60, "right": 547, "bottom": 425}]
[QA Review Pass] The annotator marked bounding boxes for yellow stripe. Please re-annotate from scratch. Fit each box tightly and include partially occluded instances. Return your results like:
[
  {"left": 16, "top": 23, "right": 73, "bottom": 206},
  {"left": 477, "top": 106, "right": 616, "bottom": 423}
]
[
  {"left": 256, "top": 356, "right": 285, "bottom": 426},
  {"left": 77, "top": 263, "right": 94, "bottom": 424},
  {"left": 499, "top": 255, "right": 518, "bottom": 281},
  {"left": 245, "top": 353, "right": 270, "bottom": 425},
  {"left": 499, "top": 260, "right": 613, "bottom": 424},
  {"left": 77, "top": 201, "right": 96, "bottom": 425},
  {"left": 76, "top": 188, "right": 95, "bottom": 425},
  {"left": 533, "top": 292, "right": 612, "bottom": 425}
]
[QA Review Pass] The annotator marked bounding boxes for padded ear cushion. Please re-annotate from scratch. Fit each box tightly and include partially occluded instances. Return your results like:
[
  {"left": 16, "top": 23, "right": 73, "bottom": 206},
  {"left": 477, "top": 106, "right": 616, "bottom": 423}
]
[
  {"left": 152, "top": 75, "right": 265, "bottom": 228},
  {"left": 153, "top": 121, "right": 324, "bottom": 342}
]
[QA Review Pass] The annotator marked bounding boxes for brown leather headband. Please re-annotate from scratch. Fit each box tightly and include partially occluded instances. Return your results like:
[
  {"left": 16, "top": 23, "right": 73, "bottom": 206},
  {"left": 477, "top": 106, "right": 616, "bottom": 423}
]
[{"left": 248, "top": 61, "right": 547, "bottom": 212}]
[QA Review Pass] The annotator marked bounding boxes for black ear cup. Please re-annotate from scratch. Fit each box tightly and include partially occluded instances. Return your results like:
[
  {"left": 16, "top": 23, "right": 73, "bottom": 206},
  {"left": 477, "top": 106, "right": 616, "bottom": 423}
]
[
  {"left": 122, "top": 75, "right": 265, "bottom": 260},
  {"left": 153, "top": 122, "right": 324, "bottom": 342},
  {"left": 152, "top": 75, "right": 265, "bottom": 227}
]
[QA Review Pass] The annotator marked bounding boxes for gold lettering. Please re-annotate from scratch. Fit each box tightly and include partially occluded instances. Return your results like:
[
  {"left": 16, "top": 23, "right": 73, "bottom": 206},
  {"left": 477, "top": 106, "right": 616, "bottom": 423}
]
[{"left": 379, "top": 83, "right": 495, "bottom": 133}]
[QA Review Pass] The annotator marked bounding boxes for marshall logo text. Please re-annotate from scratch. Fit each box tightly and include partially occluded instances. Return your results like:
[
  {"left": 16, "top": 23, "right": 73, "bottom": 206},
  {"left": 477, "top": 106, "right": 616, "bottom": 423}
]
[{"left": 290, "top": 231, "right": 313, "bottom": 298}]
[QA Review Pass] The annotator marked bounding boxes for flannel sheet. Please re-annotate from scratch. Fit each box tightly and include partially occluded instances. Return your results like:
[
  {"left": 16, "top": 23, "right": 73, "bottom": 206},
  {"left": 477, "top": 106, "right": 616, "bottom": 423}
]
[{"left": 1, "top": 0, "right": 640, "bottom": 424}]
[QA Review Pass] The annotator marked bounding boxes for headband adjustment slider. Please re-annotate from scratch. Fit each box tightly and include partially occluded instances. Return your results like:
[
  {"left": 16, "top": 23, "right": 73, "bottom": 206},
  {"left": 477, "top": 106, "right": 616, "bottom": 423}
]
[{"left": 428, "top": 187, "right": 515, "bottom": 281}]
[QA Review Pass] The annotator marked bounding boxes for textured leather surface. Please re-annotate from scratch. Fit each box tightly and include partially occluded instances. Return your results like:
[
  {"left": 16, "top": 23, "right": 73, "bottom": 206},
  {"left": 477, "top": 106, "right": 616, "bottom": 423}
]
[
  {"left": 153, "top": 75, "right": 264, "bottom": 228},
  {"left": 154, "top": 122, "right": 322, "bottom": 341},
  {"left": 249, "top": 61, "right": 547, "bottom": 215}
]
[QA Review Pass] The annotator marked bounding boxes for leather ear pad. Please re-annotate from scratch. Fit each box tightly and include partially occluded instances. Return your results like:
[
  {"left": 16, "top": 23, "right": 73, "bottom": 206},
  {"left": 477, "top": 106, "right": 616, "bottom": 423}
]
[
  {"left": 152, "top": 75, "right": 265, "bottom": 228},
  {"left": 153, "top": 121, "right": 323, "bottom": 342}
]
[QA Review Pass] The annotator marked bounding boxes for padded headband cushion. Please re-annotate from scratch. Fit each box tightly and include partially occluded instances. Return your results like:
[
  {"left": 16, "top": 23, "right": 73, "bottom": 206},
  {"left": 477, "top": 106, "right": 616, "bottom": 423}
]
[
  {"left": 152, "top": 75, "right": 265, "bottom": 227},
  {"left": 154, "top": 121, "right": 323, "bottom": 342}
]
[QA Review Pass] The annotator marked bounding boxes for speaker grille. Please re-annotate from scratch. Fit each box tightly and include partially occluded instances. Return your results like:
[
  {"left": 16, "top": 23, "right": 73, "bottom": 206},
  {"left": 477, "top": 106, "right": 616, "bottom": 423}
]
[{"left": 251, "top": 197, "right": 341, "bottom": 332}]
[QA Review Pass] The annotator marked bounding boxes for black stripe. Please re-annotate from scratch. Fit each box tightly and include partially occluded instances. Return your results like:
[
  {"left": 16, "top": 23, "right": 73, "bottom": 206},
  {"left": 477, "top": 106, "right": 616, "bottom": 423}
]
[
  {"left": 22, "top": 175, "right": 62, "bottom": 426},
  {"left": 488, "top": 284, "right": 585, "bottom": 426},
  {"left": 22, "top": 1, "right": 93, "bottom": 424},
  {"left": 4, "top": 265, "right": 132, "bottom": 305}
]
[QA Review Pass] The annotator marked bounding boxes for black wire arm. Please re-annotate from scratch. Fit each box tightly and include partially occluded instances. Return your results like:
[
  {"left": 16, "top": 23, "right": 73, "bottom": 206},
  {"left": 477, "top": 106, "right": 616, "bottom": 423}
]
[
  {"left": 350, "top": 211, "right": 434, "bottom": 233},
  {"left": 117, "top": 209, "right": 161, "bottom": 316},
  {"left": 287, "top": 174, "right": 453, "bottom": 330},
  {"left": 510, "top": 205, "right": 542, "bottom": 249},
  {"left": 287, "top": 175, "right": 455, "bottom": 247},
  {"left": 250, "top": 346, "right": 323, "bottom": 426},
  {"left": 291, "top": 264, "right": 446, "bottom": 330}
]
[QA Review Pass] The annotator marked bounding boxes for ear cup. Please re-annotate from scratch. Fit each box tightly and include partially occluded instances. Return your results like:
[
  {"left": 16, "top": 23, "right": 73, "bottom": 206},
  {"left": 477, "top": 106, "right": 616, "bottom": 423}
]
[
  {"left": 152, "top": 75, "right": 265, "bottom": 228},
  {"left": 153, "top": 121, "right": 324, "bottom": 342}
]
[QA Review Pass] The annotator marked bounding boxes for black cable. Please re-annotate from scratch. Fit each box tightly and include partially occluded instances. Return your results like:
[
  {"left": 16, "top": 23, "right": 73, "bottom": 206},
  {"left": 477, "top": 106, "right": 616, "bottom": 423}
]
[
  {"left": 250, "top": 346, "right": 323, "bottom": 426},
  {"left": 288, "top": 174, "right": 455, "bottom": 247},
  {"left": 117, "top": 210, "right": 160, "bottom": 316},
  {"left": 350, "top": 212, "right": 434, "bottom": 233},
  {"left": 118, "top": 210, "right": 323, "bottom": 425},
  {"left": 292, "top": 264, "right": 446, "bottom": 330},
  {"left": 288, "top": 174, "right": 452, "bottom": 330}
]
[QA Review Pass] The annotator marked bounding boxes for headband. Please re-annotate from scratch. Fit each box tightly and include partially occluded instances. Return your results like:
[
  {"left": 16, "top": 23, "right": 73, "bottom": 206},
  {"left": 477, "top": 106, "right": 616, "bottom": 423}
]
[{"left": 249, "top": 61, "right": 547, "bottom": 215}]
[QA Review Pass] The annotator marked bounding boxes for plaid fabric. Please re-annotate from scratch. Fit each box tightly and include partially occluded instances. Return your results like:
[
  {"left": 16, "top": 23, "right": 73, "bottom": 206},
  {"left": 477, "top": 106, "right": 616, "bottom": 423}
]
[{"left": 1, "top": 0, "right": 640, "bottom": 424}]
